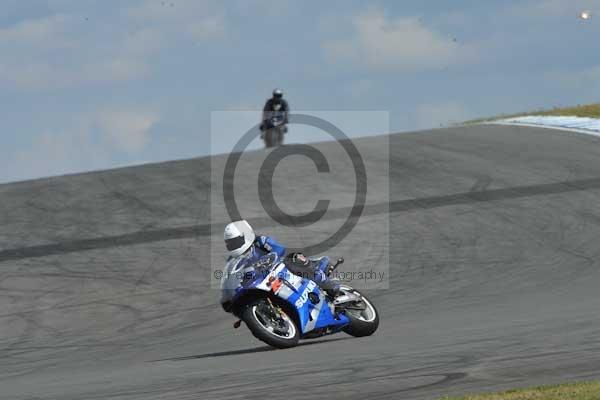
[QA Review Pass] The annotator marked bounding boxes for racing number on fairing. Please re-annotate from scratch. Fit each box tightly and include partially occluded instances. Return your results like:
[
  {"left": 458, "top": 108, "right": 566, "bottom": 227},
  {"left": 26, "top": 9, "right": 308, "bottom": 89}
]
[{"left": 269, "top": 278, "right": 283, "bottom": 293}]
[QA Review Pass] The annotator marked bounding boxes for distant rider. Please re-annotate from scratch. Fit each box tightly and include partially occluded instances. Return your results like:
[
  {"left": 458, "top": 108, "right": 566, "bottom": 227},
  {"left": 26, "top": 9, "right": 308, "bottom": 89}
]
[
  {"left": 260, "top": 88, "right": 289, "bottom": 136},
  {"left": 223, "top": 220, "right": 340, "bottom": 297}
]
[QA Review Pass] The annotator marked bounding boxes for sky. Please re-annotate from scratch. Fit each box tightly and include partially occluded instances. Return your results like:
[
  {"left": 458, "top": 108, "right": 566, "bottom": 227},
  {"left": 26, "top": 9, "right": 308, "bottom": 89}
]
[{"left": 1, "top": 0, "right": 599, "bottom": 184}]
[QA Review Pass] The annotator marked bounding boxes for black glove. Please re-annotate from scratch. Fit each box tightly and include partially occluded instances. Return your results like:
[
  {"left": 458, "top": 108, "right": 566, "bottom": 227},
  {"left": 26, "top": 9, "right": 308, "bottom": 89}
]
[{"left": 287, "top": 252, "right": 309, "bottom": 266}]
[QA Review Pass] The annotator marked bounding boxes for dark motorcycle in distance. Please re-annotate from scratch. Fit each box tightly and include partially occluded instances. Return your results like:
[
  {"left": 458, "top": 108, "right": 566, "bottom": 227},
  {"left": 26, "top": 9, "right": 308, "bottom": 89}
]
[{"left": 261, "top": 114, "right": 286, "bottom": 148}]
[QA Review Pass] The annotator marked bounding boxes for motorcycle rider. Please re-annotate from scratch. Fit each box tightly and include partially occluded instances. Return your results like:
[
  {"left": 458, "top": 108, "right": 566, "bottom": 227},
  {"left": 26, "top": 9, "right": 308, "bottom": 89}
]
[
  {"left": 260, "top": 88, "right": 289, "bottom": 136},
  {"left": 223, "top": 220, "right": 340, "bottom": 297}
]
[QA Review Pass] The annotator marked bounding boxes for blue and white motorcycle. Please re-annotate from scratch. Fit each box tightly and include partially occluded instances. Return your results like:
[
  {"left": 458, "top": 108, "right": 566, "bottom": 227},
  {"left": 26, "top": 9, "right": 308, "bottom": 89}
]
[{"left": 220, "top": 253, "right": 379, "bottom": 348}]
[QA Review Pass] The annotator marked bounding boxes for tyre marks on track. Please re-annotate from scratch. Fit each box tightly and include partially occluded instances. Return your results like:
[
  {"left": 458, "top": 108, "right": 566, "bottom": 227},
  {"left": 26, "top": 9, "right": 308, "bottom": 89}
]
[{"left": 2, "top": 177, "right": 600, "bottom": 263}]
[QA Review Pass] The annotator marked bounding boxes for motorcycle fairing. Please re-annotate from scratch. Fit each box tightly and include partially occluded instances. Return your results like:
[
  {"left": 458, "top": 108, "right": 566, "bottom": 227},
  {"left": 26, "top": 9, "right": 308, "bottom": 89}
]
[{"left": 254, "top": 262, "right": 349, "bottom": 334}]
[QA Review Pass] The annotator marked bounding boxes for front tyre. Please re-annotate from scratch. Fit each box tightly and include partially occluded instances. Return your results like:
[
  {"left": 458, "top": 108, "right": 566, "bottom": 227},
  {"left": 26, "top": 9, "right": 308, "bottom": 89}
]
[
  {"left": 264, "top": 128, "right": 284, "bottom": 148},
  {"left": 340, "top": 286, "right": 379, "bottom": 337},
  {"left": 242, "top": 298, "right": 300, "bottom": 348},
  {"left": 264, "top": 129, "right": 276, "bottom": 148}
]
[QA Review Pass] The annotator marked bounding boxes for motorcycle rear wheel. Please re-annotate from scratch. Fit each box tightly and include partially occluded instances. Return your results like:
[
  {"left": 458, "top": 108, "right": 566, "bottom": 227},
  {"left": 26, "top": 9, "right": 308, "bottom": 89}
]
[{"left": 340, "top": 287, "right": 379, "bottom": 337}]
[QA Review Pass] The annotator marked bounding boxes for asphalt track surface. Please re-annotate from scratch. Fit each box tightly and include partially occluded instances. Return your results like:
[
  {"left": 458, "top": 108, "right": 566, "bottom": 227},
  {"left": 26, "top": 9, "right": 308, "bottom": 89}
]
[{"left": 2, "top": 124, "right": 600, "bottom": 399}]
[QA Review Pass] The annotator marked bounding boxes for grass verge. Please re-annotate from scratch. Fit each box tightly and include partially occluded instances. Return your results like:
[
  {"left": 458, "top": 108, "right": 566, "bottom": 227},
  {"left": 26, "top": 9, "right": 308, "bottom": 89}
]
[
  {"left": 440, "top": 381, "right": 600, "bottom": 400},
  {"left": 467, "top": 103, "right": 600, "bottom": 124}
]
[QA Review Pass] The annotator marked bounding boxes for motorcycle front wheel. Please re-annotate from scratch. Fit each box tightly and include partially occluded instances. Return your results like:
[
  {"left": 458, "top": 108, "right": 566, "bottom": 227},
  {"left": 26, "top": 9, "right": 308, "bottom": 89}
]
[
  {"left": 242, "top": 298, "right": 300, "bottom": 348},
  {"left": 264, "top": 128, "right": 283, "bottom": 148}
]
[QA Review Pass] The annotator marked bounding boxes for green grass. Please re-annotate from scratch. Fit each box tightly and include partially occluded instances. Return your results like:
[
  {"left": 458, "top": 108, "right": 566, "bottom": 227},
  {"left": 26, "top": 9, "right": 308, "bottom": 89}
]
[
  {"left": 466, "top": 103, "right": 600, "bottom": 124},
  {"left": 440, "top": 381, "right": 600, "bottom": 400}
]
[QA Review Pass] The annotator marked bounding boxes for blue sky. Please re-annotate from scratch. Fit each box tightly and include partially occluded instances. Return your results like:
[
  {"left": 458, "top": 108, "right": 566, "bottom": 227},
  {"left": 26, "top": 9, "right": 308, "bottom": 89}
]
[{"left": 1, "top": 0, "right": 599, "bottom": 183}]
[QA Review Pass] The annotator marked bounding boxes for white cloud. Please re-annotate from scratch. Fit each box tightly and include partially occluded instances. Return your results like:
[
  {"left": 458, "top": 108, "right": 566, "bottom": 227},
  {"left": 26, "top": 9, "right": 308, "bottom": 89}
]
[
  {"left": 7, "top": 130, "right": 111, "bottom": 183},
  {"left": 127, "top": 0, "right": 226, "bottom": 40},
  {"left": 1, "top": 109, "right": 160, "bottom": 183},
  {"left": 187, "top": 15, "right": 226, "bottom": 39},
  {"left": 509, "top": 0, "right": 600, "bottom": 18},
  {"left": 94, "top": 58, "right": 152, "bottom": 82},
  {"left": 0, "top": 63, "right": 56, "bottom": 90},
  {"left": 0, "top": 12, "right": 155, "bottom": 90},
  {"left": 0, "top": 14, "right": 73, "bottom": 46},
  {"left": 97, "top": 110, "right": 159, "bottom": 154},
  {"left": 323, "top": 10, "right": 469, "bottom": 71},
  {"left": 0, "top": 1, "right": 226, "bottom": 91},
  {"left": 415, "top": 102, "right": 471, "bottom": 129},
  {"left": 233, "top": 0, "right": 292, "bottom": 18},
  {"left": 0, "top": 57, "right": 151, "bottom": 90},
  {"left": 127, "top": 0, "right": 197, "bottom": 21},
  {"left": 120, "top": 28, "right": 166, "bottom": 56}
]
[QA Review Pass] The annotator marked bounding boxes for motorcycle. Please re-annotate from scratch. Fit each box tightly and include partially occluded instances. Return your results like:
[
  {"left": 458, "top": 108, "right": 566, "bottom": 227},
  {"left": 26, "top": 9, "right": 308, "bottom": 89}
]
[
  {"left": 220, "top": 253, "right": 379, "bottom": 348},
  {"left": 261, "top": 114, "right": 286, "bottom": 148}
]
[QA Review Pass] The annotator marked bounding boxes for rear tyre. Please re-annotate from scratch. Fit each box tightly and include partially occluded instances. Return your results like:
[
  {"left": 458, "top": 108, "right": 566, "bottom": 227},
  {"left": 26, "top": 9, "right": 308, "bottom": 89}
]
[
  {"left": 242, "top": 298, "right": 300, "bottom": 348},
  {"left": 340, "top": 287, "right": 379, "bottom": 337}
]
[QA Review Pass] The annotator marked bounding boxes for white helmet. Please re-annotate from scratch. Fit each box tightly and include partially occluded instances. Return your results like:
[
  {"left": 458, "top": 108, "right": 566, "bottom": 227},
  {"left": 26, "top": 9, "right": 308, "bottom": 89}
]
[{"left": 224, "top": 220, "right": 256, "bottom": 257}]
